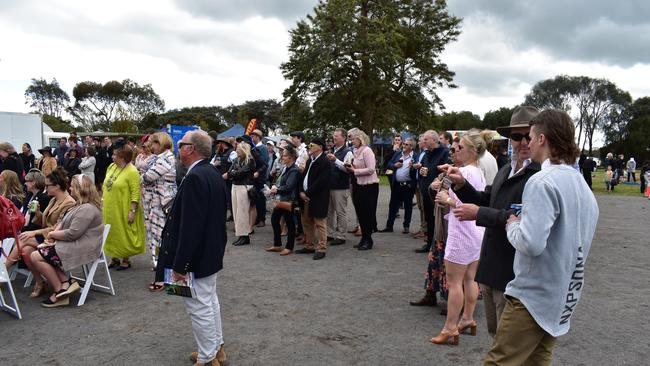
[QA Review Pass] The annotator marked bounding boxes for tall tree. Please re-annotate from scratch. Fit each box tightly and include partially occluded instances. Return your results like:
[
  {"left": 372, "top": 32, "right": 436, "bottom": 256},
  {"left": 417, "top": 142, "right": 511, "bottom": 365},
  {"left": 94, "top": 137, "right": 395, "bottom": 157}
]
[
  {"left": 482, "top": 107, "right": 515, "bottom": 130},
  {"left": 281, "top": 0, "right": 461, "bottom": 136},
  {"left": 524, "top": 75, "right": 631, "bottom": 154},
  {"left": 434, "top": 111, "right": 481, "bottom": 131},
  {"left": 24, "top": 78, "right": 70, "bottom": 118},
  {"left": 69, "top": 79, "right": 164, "bottom": 132}
]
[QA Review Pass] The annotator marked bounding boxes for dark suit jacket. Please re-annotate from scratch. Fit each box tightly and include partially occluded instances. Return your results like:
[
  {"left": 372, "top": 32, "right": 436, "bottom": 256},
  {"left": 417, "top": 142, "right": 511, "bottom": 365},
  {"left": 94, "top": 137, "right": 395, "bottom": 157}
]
[
  {"left": 299, "top": 153, "right": 331, "bottom": 218},
  {"left": 386, "top": 150, "right": 417, "bottom": 189},
  {"left": 453, "top": 161, "right": 540, "bottom": 291},
  {"left": 157, "top": 160, "right": 228, "bottom": 279}
]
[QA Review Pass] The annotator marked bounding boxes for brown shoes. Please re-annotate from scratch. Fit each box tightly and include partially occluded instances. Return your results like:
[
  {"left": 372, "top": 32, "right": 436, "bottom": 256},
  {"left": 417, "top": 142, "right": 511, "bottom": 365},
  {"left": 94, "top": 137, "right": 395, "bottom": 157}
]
[
  {"left": 430, "top": 328, "right": 460, "bottom": 345},
  {"left": 191, "top": 346, "right": 226, "bottom": 364},
  {"left": 412, "top": 231, "right": 427, "bottom": 239},
  {"left": 29, "top": 282, "right": 48, "bottom": 298},
  {"left": 265, "top": 246, "right": 283, "bottom": 253},
  {"left": 279, "top": 249, "right": 292, "bottom": 256}
]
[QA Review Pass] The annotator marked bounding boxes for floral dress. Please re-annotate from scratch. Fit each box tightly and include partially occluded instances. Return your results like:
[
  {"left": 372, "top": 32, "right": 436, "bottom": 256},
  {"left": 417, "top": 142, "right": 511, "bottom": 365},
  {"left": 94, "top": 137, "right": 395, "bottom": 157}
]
[
  {"left": 141, "top": 150, "right": 177, "bottom": 266},
  {"left": 424, "top": 173, "right": 450, "bottom": 300}
]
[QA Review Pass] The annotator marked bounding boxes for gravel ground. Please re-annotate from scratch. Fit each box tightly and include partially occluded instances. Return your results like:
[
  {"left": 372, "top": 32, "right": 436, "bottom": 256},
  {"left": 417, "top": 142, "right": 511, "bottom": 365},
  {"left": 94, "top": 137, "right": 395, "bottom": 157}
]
[{"left": 1, "top": 187, "right": 649, "bottom": 365}]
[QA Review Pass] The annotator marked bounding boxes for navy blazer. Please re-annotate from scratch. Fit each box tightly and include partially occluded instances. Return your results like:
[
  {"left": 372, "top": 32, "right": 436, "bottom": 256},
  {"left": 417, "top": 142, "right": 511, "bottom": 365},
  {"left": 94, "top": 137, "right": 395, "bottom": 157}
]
[
  {"left": 158, "top": 160, "right": 228, "bottom": 279},
  {"left": 386, "top": 150, "right": 417, "bottom": 188}
]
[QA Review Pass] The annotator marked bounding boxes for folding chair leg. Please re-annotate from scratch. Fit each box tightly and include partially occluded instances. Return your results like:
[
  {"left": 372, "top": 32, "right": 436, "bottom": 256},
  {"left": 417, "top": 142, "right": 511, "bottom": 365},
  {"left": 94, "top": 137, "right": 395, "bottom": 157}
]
[
  {"left": 77, "top": 262, "right": 98, "bottom": 306},
  {"left": 0, "top": 281, "right": 22, "bottom": 319},
  {"left": 24, "top": 272, "right": 33, "bottom": 288},
  {"left": 103, "top": 259, "right": 116, "bottom": 296}
]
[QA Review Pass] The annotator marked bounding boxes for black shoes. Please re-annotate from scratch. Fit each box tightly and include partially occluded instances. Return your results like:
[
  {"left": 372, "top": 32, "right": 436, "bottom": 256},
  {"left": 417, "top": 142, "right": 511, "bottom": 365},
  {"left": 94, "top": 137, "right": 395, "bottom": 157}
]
[
  {"left": 414, "top": 244, "right": 430, "bottom": 253},
  {"left": 295, "top": 248, "right": 315, "bottom": 254},
  {"left": 409, "top": 291, "right": 437, "bottom": 307},
  {"left": 232, "top": 236, "right": 250, "bottom": 246},
  {"left": 357, "top": 239, "right": 374, "bottom": 251},
  {"left": 313, "top": 252, "right": 326, "bottom": 260},
  {"left": 402, "top": 228, "right": 410, "bottom": 234},
  {"left": 378, "top": 227, "right": 393, "bottom": 233},
  {"left": 330, "top": 239, "right": 346, "bottom": 246}
]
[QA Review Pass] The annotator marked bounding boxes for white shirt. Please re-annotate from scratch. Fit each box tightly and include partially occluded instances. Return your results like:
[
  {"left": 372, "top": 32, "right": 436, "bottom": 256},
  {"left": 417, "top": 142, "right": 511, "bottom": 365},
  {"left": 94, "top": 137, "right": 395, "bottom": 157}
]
[
  {"left": 332, "top": 144, "right": 354, "bottom": 172},
  {"left": 303, "top": 152, "right": 322, "bottom": 191},
  {"left": 509, "top": 157, "right": 532, "bottom": 179},
  {"left": 394, "top": 151, "right": 413, "bottom": 182},
  {"left": 296, "top": 143, "right": 308, "bottom": 170}
]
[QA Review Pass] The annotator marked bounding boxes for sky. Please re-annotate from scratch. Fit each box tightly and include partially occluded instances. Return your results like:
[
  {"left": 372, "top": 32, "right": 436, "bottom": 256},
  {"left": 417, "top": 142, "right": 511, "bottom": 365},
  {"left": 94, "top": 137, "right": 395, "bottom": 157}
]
[{"left": 1, "top": 0, "right": 649, "bottom": 122}]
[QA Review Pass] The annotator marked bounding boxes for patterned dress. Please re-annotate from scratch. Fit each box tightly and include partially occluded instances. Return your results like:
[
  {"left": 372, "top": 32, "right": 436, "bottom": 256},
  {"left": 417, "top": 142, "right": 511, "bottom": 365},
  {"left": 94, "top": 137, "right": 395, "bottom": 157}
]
[
  {"left": 141, "top": 150, "right": 177, "bottom": 266},
  {"left": 425, "top": 173, "right": 450, "bottom": 300}
]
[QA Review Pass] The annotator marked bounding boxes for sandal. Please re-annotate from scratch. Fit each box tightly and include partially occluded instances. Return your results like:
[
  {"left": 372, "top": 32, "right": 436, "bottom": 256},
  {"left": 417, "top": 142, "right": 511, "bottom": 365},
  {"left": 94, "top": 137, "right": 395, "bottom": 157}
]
[
  {"left": 108, "top": 258, "right": 121, "bottom": 269},
  {"left": 116, "top": 261, "right": 132, "bottom": 271},
  {"left": 29, "top": 282, "right": 48, "bottom": 298},
  {"left": 42, "top": 290, "right": 70, "bottom": 308},
  {"left": 56, "top": 279, "right": 81, "bottom": 298},
  {"left": 148, "top": 282, "right": 165, "bottom": 292}
]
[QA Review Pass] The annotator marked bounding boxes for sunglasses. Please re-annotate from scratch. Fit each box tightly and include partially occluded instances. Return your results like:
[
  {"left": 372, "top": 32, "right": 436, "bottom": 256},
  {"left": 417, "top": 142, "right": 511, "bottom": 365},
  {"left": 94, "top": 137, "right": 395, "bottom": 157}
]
[
  {"left": 178, "top": 142, "right": 194, "bottom": 148},
  {"left": 510, "top": 133, "right": 531, "bottom": 142}
]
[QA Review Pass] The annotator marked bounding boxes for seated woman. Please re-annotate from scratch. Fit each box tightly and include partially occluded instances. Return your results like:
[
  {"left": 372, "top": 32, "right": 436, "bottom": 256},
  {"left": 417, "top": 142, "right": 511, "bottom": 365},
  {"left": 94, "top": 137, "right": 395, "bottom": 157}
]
[
  {"left": 7, "top": 167, "right": 75, "bottom": 298},
  {"left": 22, "top": 169, "right": 52, "bottom": 231},
  {"left": 30, "top": 174, "right": 104, "bottom": 307},
  {"left": 0, "top": 170, "right": 25, "bottom": 210}
]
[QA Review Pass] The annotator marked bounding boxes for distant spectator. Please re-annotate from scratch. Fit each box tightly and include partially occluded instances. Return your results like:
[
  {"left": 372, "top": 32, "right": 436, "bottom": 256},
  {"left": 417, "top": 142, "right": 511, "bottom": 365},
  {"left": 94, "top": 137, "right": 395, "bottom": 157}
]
[
  {"left": 605, "top": 166, "right": 614, "bottom": 192},
  {"left": 640, "top": 160, "right": 650, "bottom": 195},
  {"left": 79, "top": 145, "right": 97, "bottom": 183},
  {"left": 37, "top": 146, "right": 57, "bottom": 176},
  {"left": 1, "top": 170, "right": 25, "bottom": 210},
  {"left": 19, "top": 143, "right": 36, "bottom": 171},
  {"left": 62, "top": 148, "right": 82, "bottom": 178},
  {"left": 0, "top": 142, "right": 25, "bottom": 183},
  {"left": 626, "top": 157, "right": 637, "bottom": 182},
  {"left": 53, "top": 137, "right": 69, "bottom": 166}
]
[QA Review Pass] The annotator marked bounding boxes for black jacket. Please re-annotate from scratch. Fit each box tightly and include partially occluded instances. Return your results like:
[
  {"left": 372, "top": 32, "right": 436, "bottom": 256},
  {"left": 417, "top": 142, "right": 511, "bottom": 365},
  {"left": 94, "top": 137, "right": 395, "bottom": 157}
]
[
  {"left": 418, "top": 146, "right": 450, "bottom": 196},
  {"left": 158, "top": 160, "right": 228, "bottom": 279},
  {"left": 63, "top": 157, "right": 81, "bottom": 177},
  {"left": 0, "top": 153, "right": 25, "bottom": 183},
  {"left": 228, "top": 158, "right": 256, "bottom": 186},
  {"left": 453, "top": 161, "right": 541, "bottom": 291},
  {"left": 299, "top": 153, "right": 331, "bottom": 218},
  {"left": 275, "top": 163, "right": 300, "bottom": 202}
]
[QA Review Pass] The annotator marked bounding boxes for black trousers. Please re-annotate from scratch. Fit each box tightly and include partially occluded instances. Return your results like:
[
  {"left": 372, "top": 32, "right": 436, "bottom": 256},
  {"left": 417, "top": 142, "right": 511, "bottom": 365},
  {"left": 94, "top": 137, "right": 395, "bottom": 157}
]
[
  {"left": 271, "top": 207, "right": 295, "bottom": 250},
  {"left": 421, "top": 188, "right": 436, "bottom": 251},
  {"left": 386, "top": 182, "right": 415, "bottom": 229},
  {"left": 352, "top": 182, "right": 379, "bottom": 242},
  {"left": 254, "top": 181, "right": 267, "bottom": 223}
]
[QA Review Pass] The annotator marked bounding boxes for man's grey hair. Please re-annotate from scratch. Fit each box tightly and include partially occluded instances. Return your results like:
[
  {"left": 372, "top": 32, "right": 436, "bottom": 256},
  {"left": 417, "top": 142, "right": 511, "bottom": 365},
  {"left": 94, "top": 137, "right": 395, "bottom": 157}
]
[
  {"left": 187, "top": 130, "right": 212, "bottom": 158},
  {"left": 423, "top": 130, "right": 439, "bottom": 141}
]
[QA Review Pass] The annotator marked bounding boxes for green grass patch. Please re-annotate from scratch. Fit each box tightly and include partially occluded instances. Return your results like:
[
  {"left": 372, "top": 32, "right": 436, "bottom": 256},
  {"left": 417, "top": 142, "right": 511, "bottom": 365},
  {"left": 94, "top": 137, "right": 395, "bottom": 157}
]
[{"left": 591, "top": 169, "right": 644, "bottom": 197}]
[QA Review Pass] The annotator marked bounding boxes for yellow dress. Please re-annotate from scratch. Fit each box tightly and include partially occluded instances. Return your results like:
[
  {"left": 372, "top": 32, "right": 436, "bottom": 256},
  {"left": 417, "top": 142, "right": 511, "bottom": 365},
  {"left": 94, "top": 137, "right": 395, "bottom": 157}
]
[{"left": 102, "top": 163, "right": 146, "bottom": 258}]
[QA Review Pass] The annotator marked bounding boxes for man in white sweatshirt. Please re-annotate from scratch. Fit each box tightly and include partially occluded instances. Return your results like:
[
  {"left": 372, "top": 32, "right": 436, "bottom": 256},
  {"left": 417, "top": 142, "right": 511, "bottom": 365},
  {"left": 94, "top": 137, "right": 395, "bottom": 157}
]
[{"left": 485, "top": 109, "right": 599, "bottom": 366}]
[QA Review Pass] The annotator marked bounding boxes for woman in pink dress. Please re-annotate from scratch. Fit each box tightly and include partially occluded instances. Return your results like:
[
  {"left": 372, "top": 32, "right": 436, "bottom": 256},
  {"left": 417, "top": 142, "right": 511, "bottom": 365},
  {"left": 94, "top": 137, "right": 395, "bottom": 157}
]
[{"left": 430, "top": 132, "right": 487, "bottom": 345}]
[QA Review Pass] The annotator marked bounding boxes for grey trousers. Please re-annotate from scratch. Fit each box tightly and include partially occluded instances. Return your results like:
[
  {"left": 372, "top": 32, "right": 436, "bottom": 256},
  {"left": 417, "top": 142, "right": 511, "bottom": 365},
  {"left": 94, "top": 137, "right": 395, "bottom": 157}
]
[
  {"left": 184, "top": 273, "right": 224, "bottom": 363},
  {"left": 327, "top": 188, "right": 349, "bottom": 240}
]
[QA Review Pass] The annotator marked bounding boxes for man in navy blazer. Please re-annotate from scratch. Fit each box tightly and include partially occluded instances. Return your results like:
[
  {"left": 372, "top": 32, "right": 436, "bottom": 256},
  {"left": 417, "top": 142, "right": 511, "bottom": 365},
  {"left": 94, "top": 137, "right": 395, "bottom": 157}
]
[
  {"left": 157, "top": 130, "right": 228, "bottom": 366},
  {"left": 379, "top": 137, "right": 417, "bottom": 233}
]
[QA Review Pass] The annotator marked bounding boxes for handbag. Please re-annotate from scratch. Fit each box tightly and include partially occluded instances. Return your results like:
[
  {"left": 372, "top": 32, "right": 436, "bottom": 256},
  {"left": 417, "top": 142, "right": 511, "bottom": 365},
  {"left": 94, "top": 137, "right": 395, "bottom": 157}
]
[
  {"left": 247, "top": 186, "right": 259, "bottom": 201},
  {"left": 275, "top": 201, "right": 294, "bottom": 212}
]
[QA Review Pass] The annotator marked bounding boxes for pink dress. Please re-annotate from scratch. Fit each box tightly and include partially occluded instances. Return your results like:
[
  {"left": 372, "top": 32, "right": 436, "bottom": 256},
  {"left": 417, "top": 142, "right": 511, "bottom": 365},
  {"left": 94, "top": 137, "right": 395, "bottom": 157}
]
[{"left": 444, "top": 165, "right": 486, "bottom": 265}]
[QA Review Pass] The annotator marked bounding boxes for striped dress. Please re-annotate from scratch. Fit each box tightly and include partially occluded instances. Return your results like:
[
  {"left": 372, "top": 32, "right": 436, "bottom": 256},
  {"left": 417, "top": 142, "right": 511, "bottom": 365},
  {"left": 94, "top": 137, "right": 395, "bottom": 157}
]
[
  {"left": 444, "top": 164, "right": 486, "bottom": 265},
  {"left": 141, "top": 150, "right": 177, "bottom": 266}
]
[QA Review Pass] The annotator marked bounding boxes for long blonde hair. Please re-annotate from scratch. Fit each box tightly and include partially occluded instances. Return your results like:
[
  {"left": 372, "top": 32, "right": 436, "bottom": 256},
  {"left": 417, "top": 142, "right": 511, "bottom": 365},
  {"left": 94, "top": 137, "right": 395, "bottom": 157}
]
[
  {"left": 71, "top": 174, "right": 102, "bottom": 209},
  {"left": 0, "top": 170, "right": 24, "bottom": 203},
  {"left": 236, "top": 142, "right": 253, "bottom": 165}
]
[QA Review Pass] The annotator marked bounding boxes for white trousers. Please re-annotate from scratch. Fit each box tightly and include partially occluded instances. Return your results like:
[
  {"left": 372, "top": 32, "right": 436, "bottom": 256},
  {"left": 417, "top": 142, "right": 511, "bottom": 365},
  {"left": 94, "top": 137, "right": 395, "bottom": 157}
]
[
  {"left": 231, "top": 184, "right": 251, "bottom": 237},
  {"left": 183, "top": 273, "right": 224, "bottom": 363}
]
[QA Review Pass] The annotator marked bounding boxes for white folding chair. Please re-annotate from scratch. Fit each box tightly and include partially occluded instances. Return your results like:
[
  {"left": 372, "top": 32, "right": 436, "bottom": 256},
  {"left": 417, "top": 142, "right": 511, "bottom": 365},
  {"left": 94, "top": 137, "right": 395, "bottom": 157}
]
[
  {"left": 69, "top": 224, "right": 115, "bottom": 306},
  {"left": 4, "top": 237, "right": 35, "bottom": 288},
  {"left": 0, "top": 238, "right": 22, "bottom": 319}
]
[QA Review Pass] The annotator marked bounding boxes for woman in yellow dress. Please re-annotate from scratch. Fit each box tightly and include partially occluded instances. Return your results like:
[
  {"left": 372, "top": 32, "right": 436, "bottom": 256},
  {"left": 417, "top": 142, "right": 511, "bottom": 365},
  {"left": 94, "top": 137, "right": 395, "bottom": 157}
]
[{"left": 102, "top": 141, "right": 145, "bottom": 270}]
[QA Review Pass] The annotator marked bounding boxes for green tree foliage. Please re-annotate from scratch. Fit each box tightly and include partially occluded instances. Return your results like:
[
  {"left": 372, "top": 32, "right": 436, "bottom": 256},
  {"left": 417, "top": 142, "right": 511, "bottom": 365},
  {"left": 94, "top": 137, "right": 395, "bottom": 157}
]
[
  {"left": 482, "top": 107, "right": 515, "bottom": 130},
  {"left": 524, "top": 75, "right": 631, "bottom": 155},
  {"left": 433, "top": 111, "right": 481, "bottom": 132},
  {"left": 603, "top": 97, "right": 650, "bottom": 163},
  {"left": 42, "top": 114, "right": 75, "bottom": 132},
  {"left": 153, "top": 106, "right": 231, "bottom": 133},
  {"left": 281, "top": 0, "right": 461, "bottom": 136},
  {"left": 112, "top": 120, "right": 137, "bottom": 133},
  {"left": 24, "top": 78, "right": 70, "bottom": 118},
  {"left": 69, "top": 79, "right": 164, "bottom": 132}
]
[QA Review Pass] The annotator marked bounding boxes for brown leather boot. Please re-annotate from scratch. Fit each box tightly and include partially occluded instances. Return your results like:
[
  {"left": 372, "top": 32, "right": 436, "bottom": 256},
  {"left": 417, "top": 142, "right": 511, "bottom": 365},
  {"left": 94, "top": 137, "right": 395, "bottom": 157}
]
[
  {"left": 191, "top": 346, "right": 226, "bottom": 364},
  {"left": 409, "top": 290, "right": 437, "bottom": 306}
]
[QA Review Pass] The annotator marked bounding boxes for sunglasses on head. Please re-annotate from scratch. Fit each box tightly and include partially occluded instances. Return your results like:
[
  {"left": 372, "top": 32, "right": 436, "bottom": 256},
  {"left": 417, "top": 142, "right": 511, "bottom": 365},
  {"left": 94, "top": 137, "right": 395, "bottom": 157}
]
[{"left": 510, "top": 133, "right": 531, "bottom": 142}]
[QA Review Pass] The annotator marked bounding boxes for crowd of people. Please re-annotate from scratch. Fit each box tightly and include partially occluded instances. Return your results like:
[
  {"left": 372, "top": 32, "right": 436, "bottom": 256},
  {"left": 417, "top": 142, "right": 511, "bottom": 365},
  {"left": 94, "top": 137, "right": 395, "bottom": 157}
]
[{"left": 1, "top": 107, "right": 605, "bottom": 365}]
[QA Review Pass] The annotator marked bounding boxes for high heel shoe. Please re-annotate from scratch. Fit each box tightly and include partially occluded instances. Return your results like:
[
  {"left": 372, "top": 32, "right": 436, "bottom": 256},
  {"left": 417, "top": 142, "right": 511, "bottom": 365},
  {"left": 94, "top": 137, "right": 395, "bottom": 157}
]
[
  {"left": 430, "top": 329, "right": 460, "bottom": 345},
  {"left": 458, "top": 320, "right": 477, "bottom": 336},
  {"left": 29, "top": 282, "right": 48, "bottom": 298}
]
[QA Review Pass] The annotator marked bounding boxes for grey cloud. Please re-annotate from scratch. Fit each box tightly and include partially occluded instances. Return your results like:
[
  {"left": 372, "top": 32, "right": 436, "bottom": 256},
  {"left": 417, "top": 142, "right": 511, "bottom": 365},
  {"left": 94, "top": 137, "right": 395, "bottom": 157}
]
[
  {"left": 175, "top": 0, "right": 318, "bottom": 23},
  {"left": 452, "top": 66, "right": 544, "bottom": 97},
  {"left": 448, "top": 0, "right": 650, "bottom": 66}
]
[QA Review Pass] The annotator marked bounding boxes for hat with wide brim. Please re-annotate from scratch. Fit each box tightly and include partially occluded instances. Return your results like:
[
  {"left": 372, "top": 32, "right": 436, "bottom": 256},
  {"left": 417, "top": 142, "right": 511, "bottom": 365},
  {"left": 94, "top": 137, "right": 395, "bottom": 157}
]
[
  {"left": 38, "top": 146, "right": 53, "bottom": 155},
  {"left": 496, "top": 106, "right": 540, "bottom": 137},
  {"left": 216, "top": 138, "right": 233, "bottom": 148}
]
